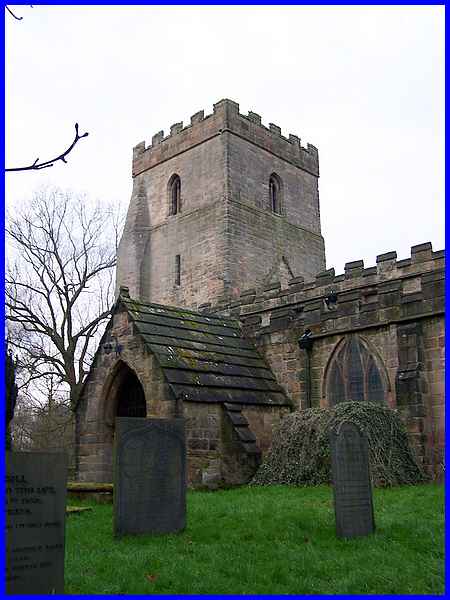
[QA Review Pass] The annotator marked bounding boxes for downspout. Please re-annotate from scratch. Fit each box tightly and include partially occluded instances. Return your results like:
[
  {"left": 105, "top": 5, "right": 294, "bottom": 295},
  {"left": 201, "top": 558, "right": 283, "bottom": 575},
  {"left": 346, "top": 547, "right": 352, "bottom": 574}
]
[{"left": 298, "top": 329, "right": 314, "bottom": 409}]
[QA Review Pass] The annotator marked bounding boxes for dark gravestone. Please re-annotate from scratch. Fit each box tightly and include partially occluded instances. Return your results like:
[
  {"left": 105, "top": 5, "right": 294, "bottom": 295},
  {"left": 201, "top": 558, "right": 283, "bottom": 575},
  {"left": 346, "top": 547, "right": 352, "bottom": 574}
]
[
  {"left": 330, "top": 421, "right": 375, "bottom": 538},
  {"left": 114, "top": 417, "right": 186, "bottom": 536},
  {"left": 6, "top": 452, "right": 68, "bottom": 594}
]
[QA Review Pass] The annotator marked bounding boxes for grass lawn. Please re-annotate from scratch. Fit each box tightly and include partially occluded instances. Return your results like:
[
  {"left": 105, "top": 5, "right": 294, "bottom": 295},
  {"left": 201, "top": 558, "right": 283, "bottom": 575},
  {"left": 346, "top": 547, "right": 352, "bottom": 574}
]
[{"left": 65, "top": 483, "right": 444, "bottom": 595}]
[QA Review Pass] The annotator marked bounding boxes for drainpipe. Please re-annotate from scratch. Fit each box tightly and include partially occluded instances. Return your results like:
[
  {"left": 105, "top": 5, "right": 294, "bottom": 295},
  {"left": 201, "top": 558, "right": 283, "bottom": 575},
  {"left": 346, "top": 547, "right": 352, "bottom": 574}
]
[{"left": 298, "top": 329, "right": 314, "bottom": 409}]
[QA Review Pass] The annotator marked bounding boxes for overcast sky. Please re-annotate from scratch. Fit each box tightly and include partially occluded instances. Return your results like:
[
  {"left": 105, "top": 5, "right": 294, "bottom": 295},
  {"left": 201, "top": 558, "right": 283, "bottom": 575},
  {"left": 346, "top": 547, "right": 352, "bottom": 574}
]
[{"left": 5, "top": 5, "right": 444, "bottom": 275}]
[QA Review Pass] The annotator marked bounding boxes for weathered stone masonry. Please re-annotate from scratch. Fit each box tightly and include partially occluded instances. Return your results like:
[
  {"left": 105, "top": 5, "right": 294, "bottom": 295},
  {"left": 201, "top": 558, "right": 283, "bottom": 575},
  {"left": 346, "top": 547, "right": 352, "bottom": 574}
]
[
  {"left": 116, "top": 99, "right": 326, "bottom": 309},
  {"left": 205, "top": 242, "right": 445, "bottom": 478},
  {"left": 78, "top": 98, "right": 444, "bottom": 487},
  {"left": 75, "top": 294, "right": 291, "bottom": 486}
]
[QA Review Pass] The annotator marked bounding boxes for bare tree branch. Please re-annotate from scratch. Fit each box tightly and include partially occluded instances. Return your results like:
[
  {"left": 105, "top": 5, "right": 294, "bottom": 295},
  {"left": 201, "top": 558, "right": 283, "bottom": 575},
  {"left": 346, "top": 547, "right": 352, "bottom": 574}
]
[
  {"left": 6, "top": 6, "right": 25, "bottom": 20},
  {"left": 6, "top": 6, "right": 23, "bottom": 20},
  {"left": 6, "top": 5, "right": 33, "bottom": 20},
  {"left": 5, "top": 123, "right": 89, "bottom": 172}
]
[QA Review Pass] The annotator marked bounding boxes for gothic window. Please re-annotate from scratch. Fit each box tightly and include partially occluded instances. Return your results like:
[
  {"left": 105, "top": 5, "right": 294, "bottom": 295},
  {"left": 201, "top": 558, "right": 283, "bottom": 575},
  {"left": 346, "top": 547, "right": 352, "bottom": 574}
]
[
  {"left": 168, "top": 174, "right": 181, "bottom": 215},
  {"left": 326, "top": 336, "right": 386, "bottom": 406},
  {"left": 269, "top": 173, "right": 282, "bottom": 214}
]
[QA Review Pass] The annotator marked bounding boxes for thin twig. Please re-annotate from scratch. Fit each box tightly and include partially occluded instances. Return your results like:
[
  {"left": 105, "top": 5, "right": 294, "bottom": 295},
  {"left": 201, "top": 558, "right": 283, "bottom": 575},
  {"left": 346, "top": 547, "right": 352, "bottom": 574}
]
[
  {"left": 6, "top": 123, "right": 89, "bottom": 172},
  {"left": 5, "top": 5, "right": 32, "bottom": 20},
  {"left": 6, "top": 6, "right": 23, "bottom": 20}
]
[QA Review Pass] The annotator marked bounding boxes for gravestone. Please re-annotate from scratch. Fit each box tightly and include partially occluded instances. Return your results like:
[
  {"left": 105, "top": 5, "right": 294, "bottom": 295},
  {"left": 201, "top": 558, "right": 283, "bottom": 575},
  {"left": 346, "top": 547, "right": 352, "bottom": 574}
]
[
  {"left": 114, "top": 417, "right": 186, "bottom": 536},
  {"left": 330, "top": 421, "right": 375, "bottom": 538},
  {"left": 6, "top": 452, "right": 68, "bottom": 594}
]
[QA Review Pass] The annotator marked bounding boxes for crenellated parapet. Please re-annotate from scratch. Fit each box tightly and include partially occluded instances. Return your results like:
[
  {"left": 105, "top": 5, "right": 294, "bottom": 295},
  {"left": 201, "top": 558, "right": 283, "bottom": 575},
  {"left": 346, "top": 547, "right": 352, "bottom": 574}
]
[
  {"left": 132, "top": 98, "right": 319, "bottom": 177},
  {"left": 202, "top": 243, "right": 445, "bottom": 336},
  {"left": 201, "top": 241, "right": 444, "bottom": 479}
]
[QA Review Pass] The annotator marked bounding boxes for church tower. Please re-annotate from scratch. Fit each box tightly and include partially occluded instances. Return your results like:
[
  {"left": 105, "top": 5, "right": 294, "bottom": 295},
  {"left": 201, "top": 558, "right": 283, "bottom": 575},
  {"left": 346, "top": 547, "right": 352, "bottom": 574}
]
[{"left": 116, "top": 99, "right": 326, "bottom": 309}]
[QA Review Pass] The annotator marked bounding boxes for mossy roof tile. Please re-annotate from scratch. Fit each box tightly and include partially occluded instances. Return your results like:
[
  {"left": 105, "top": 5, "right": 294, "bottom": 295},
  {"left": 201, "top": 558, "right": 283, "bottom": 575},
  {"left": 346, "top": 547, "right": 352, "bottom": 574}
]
[{"left": 119, "top": 296, "right": 290, "bottom": 407}]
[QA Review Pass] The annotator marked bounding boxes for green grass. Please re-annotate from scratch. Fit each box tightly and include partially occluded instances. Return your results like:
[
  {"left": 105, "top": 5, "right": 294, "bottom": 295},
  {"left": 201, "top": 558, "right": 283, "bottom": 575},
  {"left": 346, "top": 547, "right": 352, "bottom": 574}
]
[{"left": 65, "top": 483, "right": 444, "bottom": 595}]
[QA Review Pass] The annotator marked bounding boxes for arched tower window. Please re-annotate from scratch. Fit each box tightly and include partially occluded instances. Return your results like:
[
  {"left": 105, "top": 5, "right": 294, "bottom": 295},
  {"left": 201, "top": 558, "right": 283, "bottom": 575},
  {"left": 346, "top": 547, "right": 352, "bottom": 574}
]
[
  {"left": 269, "top": 173, "right": 282, "bottom": 214},
  {"left": 325, "top": 335, "right": 387, "bottom": 406},
  {"left": 168, "top": 174, "right": 181, "bottom": 215}
]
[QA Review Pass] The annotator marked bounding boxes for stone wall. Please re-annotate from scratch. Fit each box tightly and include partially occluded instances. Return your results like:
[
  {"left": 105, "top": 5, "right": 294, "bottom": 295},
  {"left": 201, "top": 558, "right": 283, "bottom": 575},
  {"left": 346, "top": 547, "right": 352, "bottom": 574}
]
[
  {"left": 421, "top": 316, "right": 445, "bottom": 475},
  {"left": 225, "top": 187, "right": 325, "bottom": 297},
  {"left": 227, "top": 131, "right": 321, "bottom": 232},
  {"left": 183, "top": 402, "right": 222, "bottom": 487},
  {"left": 116, "top": 98, "right": 325, "bottom": 308},
  {"left": 240, "top": 405, "right": 291, "bottom": 455},
  {"left": 205, "top": 243, "right": 445, "bottom": 478},
  {"left": 116, "top": 136, "right": 228, "bottom": 307},
  {"left": 75, "top": 306, "right": 286, "bottom": 486},
  {"left": 75, "top": 309, "right": 175, "bottom": 483}
]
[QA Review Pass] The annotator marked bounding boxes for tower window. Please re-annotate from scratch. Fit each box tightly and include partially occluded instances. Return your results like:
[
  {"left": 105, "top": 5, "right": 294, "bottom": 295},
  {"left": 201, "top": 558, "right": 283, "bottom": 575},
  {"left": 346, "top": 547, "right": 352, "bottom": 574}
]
[
  {"left": 169, "top": 174, "right": 181, "bottom": 215},
  {"left": 269, "top": 174, "right": 282, "bottom": 214},
  {"left": 175, "top": 254, "right": 181, "bottom": 286}
]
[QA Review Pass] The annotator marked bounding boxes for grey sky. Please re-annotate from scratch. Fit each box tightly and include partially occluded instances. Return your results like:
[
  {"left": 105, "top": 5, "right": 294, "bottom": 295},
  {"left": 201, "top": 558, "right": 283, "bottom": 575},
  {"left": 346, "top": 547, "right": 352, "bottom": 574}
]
[{"left": 6, "top": 5, "right": 444, "bottom": 274}]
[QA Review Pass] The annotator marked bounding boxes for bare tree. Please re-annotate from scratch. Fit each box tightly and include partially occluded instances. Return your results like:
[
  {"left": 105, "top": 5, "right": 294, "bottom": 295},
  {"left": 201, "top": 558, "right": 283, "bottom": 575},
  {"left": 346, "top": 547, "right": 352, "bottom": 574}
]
[
  {"left": 6, "top": 187, "right": 122, "bottom": 411},
  {"left": 9, "top": 400, "right": 34, "bottom": 450},
  {"left": 5, "top": 341, "right": 18, "bottom": 449},
  {"left": 12, "top": 373, "right": 75, "bottom": 457},
  {"left": 10, "top": 372, "right": 76, "bottom": 473}
]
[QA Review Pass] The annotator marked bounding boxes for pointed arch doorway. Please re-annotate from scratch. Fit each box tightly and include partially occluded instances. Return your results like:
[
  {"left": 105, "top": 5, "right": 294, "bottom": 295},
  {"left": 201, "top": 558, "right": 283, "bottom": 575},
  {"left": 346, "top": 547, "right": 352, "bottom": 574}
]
[
  {"left": 102, "top": 361, "right": 147, "bottom": 481},
  {"left": 115, "top": 366, "right": 147, "bottom": 419}
]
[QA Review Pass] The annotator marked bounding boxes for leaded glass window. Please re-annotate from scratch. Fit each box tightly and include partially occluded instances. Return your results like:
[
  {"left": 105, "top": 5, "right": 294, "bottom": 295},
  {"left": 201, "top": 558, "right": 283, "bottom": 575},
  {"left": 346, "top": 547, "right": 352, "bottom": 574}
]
[{"left": 327, "top": 336, "right": 386, "bottom": 405}]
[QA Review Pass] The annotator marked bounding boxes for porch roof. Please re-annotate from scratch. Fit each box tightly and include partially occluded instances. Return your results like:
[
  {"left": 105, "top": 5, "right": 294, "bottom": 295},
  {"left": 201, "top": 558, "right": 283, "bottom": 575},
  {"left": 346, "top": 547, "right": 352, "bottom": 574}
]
[{"left": 118, "top": 294, "right": 290, "bottom": 407}]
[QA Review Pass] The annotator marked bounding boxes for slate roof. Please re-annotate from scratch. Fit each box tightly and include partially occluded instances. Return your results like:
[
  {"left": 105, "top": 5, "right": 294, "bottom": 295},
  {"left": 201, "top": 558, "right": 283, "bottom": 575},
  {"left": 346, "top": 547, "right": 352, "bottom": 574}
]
[{"left": 119, "top": 295, "right": 290, "bottom": 407}]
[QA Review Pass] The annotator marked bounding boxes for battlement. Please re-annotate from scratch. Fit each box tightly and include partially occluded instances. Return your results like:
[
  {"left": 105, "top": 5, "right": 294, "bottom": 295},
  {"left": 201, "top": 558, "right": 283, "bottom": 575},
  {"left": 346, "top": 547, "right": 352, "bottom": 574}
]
[
  {"left": 201, "top": 243, "right": 444, "bottom": 331},
  {"left": 132, "top": 99, "right": 319, "bottom": 177}
]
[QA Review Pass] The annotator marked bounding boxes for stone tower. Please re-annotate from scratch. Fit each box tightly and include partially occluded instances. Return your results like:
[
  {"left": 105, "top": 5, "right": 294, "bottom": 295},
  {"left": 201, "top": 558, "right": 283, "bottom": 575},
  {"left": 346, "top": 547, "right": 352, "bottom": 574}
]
[{"left": 116, "top": 99, "right": 326, "bottom": 309}]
